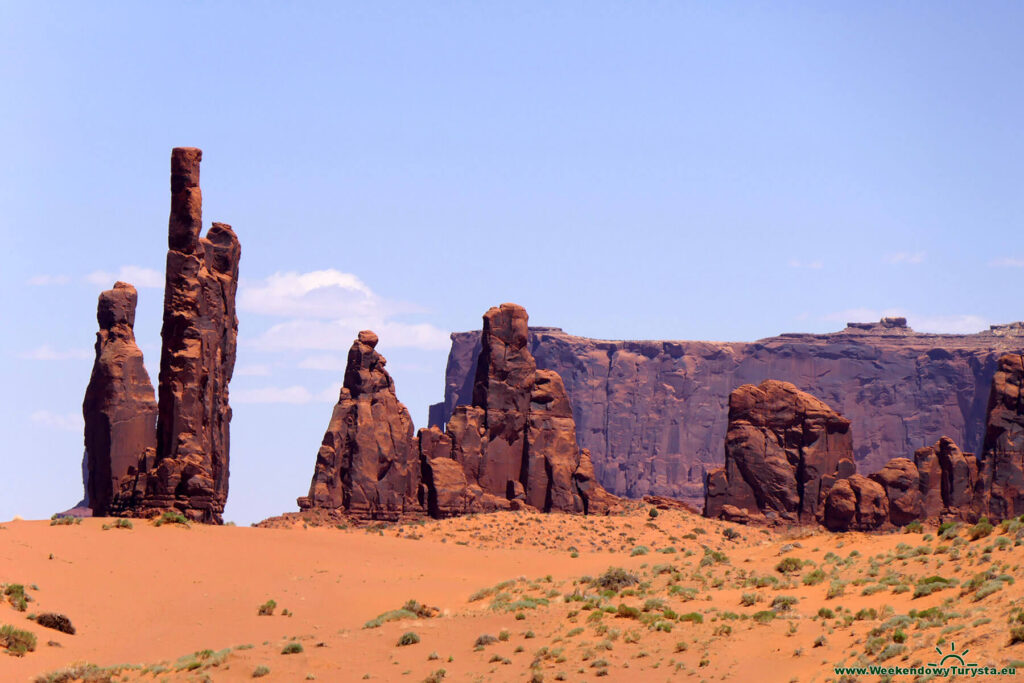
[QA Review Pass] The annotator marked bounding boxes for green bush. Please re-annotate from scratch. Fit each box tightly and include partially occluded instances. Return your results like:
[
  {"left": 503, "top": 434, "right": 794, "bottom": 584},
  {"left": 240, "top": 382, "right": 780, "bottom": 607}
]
[
  {"left": 154, "top": 510, "right": 189, "bottom": 527},
  {"left": 771, "top": 596, "right": 797, "bottom": 612},
  {"left": 968, "top": 517, "right": 994, "bottom": 541},
  {"left": 678, "top": 612, "right": 703, "bottom": 625},
  {"left": 253, "top": 665, "right": 271, "bottom": 678},
  {"left": 258, "top": 599, "right": 276, "bottom": 616},
  {"left": 775, "top": 557, "right": 802, "bottom": 574},
  {"left": 592, "top": 567, "right": 639, "bottom": 592},
  {"left": 752, "top": 610, "right": 775, "bottom": 624},
  {"left": 0, "top": 624, "right": 36, "bottom": 656},
  {"left": 397, "top": 632, "right": 421, "bottom": 646},
  {"left": 282, "top": 641, "right": 304, "bottom": 654}
]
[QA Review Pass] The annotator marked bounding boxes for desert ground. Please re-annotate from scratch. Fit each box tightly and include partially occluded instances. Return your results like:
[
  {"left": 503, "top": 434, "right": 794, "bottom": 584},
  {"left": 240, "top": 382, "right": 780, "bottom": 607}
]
[{"left": 2, "top": 504, "right": 1024, "bottom": 682}]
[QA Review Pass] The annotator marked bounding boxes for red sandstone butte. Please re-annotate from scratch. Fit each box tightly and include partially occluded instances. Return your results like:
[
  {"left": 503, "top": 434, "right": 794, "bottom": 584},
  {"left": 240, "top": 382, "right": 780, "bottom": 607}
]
[
  {"left": 141, "top": 147, "right": 240, "bottom": 524},
  {"left": 979, "top": 353, "right": 1024, "bottom": 519},
  {"left": 82, "top": 282, "right": 158, "bottom": 516},
  {"left": 433, "top": 318, "right": 1024, "bottom": 506}
]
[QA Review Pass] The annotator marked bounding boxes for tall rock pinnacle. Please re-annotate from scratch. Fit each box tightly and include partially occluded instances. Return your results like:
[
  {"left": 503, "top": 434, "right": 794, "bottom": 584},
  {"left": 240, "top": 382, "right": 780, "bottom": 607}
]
[
  {"left": 82, "top": 282, "right": 158, "bottom": 516},
  {"left": 141, "top": 147, "right": 241, "bottom": 524}
]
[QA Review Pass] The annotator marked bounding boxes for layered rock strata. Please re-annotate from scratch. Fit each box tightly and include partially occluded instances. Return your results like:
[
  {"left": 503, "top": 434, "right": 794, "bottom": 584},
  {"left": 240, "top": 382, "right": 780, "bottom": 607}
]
[
  {"left": 978, "top": 354, "right": 1024, "bottom": 518},
  {"left": 82, "top": 282, "right": 158, "bottom": 516},
  {"left": 433, "top": 319, "right": 1024, "bottom": 504}
]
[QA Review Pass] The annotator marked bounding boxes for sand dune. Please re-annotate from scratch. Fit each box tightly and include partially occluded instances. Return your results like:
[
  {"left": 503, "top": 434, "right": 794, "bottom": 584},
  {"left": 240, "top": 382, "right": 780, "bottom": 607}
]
[{"left": 2, "top": 505, "right": 1023, "bottom": 681}]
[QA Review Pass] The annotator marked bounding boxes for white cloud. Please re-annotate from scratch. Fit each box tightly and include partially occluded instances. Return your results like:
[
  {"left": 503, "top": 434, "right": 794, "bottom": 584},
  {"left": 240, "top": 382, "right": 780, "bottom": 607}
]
[
  {"left": 31, "top": 410, "right": 82, "bottom": 432},
  {"left": 298, "top": 354, "right": 349, "bottom": 371},
  {"left": 990, "top": 257, "right": 1024, "bottom": 268},
  {"left": 911, "top": 314, "right": 990, "bottom": 335},
  {"left": 235, "top": 364, "right": 272, "bottom": 377},
  {"left": 233, "top": 382, "right": 341, "bottom": 405},
  {"left": 256, "top": 319, "right": 451, "bottom": 352},
  {"left": 85, "top": 266, "right": 163, "bottom": 289},
  {"left": 883, "top": 252, "right": 926, "bottom": 265},
  {"left": 27, "top": 274, "right": 71, "bottom": 286},
  {"left": 787, "top": 259, "right": 823, "bottom": 270},
  {"left": 239, "top": 269, "right": 450, "bottom": 352},
  {"left": 19, "top": 345, "right": 91, "bottom": 361},
  {"left": 822, "top": 308, "right": 989, "bottom": 334}
]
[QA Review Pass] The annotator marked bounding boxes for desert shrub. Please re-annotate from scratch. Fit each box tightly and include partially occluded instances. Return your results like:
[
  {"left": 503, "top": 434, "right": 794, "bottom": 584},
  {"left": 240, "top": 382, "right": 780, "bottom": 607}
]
[
  {"left": 35, "top": 613, "right": 75, "bottom": 635},
  {"left": 154, "top": 510, "right": 189, "bottom": 527},
  {"left": 771, "top": 596, "right": 797, "bottom": 612},
  {"left": 648, "top": 508, "right": 659, "bottom": 519},
  {"left": 253, "top": 665, "right": 271, "bottom": 678},
  {"left": 474, "top": 634, "right": 499, "bottom": 648},
  {"left": 817, "top": 607, "right": 835, "bottom": 619},
  {"left": 423, "top": 669, "right": 447, "bottom": 683},
  {"left": 913, "top": 575, "right": 957, "bottom": 599},
  {"left": 968, "top": 517, "right": 994, "bottom": 541},
  {"left": 397, "top": 632, "right": 421, "bottom": 646},
  {"left": 49, "top": 516, "right": 80, "bottom": 526},
  {"left": 4, "top": 584, "right": 28, "bottom": 612},
  {"left": 740, "top": 592, "right": 759, "bottom": 606},
  {"left": 752, "top": 610, "right": 775, "bottom": 624},
  {"left": 903, "top": 521, "right": 923, "bottom": 534},
  {"left": 723, "top": 528, "right": 740, "bottom": 540},
  {"left": 257, "top": 599, "right": 276, "bottom": 616},
  {"left": 776, "top": 557, "right": 803, "bottom": 574},
  {"left": 616, "top": 604, "right": 640, "bottom": 619},
  {"left": 592, "top": 568, "right": 639, "bottom": 592},
  {"left": 281, "top": 641, "right": 304, "bottom": 654},
  {"left": 826, "top": 580, "right": 846, "bottom": 599},
  {"left": 678, "top": 612, "right": 703, "bottom": 624},
  {"left": 938, "top": 521, "right": 960, "bottom": 540},
  {"left": 0, "top": 624, "right": 36, "bottom": 656},
  {"left": 803, "top": 568, "right": 826, "bottom": 586}
]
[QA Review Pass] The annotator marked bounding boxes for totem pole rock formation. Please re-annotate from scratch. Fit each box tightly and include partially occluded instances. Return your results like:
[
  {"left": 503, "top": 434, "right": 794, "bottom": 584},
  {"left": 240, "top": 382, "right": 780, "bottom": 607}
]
[
  {"left": 299, "top": 304, "right": 617, "bottom": 521},
  {"left": 82, "top": 282, "right": 158, "bottom": 516},
  {"left": 979, "top": 354, "right": 1024, "bottom": 519},
  {"left": 298, "top": 331, "right": 422, "bottom": 520},
  {"left": 422, "top": 303, "right": 618, "bottom": 516},
  {"left": 139, "top": 147, "right": 241, "bottom": 524},
  {"left": 703, "top": 380, "right": 855, "bottom": 523}
]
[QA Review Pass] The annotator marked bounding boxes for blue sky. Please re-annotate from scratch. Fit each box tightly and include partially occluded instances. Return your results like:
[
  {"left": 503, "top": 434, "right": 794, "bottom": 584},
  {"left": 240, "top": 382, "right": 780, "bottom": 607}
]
[{"left": 2, "top": 2, "right": 1021, "bottom": 524}]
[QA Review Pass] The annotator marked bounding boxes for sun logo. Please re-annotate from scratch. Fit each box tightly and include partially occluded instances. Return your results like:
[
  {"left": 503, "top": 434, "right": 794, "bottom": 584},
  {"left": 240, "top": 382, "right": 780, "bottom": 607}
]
[{"left": 928, "top": 642, "right": 977, "bottom": 668}]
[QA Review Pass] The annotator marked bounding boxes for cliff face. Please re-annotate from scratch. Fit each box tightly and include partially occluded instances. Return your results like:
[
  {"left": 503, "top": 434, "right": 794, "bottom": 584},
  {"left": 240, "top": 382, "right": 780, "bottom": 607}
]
[{"left": 432, "top": 319, "right": 1024, "bottom": 504}]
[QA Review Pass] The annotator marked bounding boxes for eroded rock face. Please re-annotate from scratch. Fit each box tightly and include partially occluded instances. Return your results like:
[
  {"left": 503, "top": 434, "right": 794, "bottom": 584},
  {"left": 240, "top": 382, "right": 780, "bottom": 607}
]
[
  {"left": 823, "top": 475, "right": 887, "bottom": 531},
  {"left": 869, "top": 458, "right": 921, "bottom": 526},
  {"left": 913, "top": 436, "right": 980, "bottom": 521},
  {"left": 298, "top": 331, "right": 422, "bottom": 520},
  {"left": 434, "top": 320, "right": 1024, "bottom": 505},
  {"left": 412, "top": 305, "right": 619, "bottom": 516},
  {"left": 980, "top": 354, "right": 1024, "bottom": 519},
  {"left": 704, "top": 380, "right": 854, "bottom": 523},
  {"left": 82, "top": 282, "right": 158, "bottom": 516},
  {"left": 141, "top": 147, "right": 240, "bottom": 524}
]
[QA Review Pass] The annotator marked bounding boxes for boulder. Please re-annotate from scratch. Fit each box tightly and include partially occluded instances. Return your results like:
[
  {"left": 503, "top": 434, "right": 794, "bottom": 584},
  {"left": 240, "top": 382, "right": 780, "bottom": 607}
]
[
  {"left": 869, "top": 458, "right": 922, "bottom": 526},
  {"left": 823, "top": 475, "right": 887, "bottom": 531},
  {"left": 704, "top": 380, "right": 854, "bottom": 522}
]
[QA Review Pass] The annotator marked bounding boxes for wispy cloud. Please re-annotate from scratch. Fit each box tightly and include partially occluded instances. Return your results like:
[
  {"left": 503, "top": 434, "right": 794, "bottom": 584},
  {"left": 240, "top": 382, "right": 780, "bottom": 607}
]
[
  {"left": 235, "top": 364, "right": 272, "bottom": 377},
  {"left": 240, "top": 269, "right": 450, "bottom": 352},
  {"left": 30, "top": 410, "right": 82, "bottom": 432},
  {"left": 883, "top": 252, "right": 926, "bottom": 265},
  {"left": 233, "top": 383, "right": 340, "bottom": 404},
  {"left": 85, "top": 266, "right": 163, "bottom": 289},
  {"left": 787, "top": 259, "right": 823, "bottom": 270},
  {"left": 19, "top": 345, "right": 92, "bottom": 361},
  {"left": 27, "top": 274, "right": 71, "bottom": 286},
  {"left": 298, "top": 354, "right": 349, "bottom": 372},
  {"left": 990, "top": 257, "right": 1024, "bottom": 268},
  {"left": 822, "top": 308, "right": 989, "bottom": 334}
]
